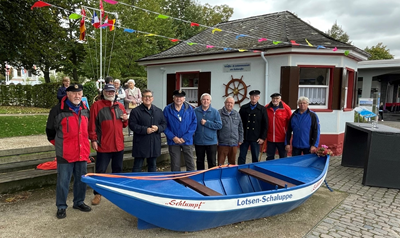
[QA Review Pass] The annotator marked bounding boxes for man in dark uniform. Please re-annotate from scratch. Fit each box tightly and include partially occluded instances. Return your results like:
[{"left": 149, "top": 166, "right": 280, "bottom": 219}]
[{"left": 238, "top": 90, "right": 268, "bottom": 164}]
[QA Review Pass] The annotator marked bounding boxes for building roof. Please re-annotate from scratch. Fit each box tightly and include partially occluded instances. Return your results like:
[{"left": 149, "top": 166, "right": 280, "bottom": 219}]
[{"left": 138, "top": 11, "right": 369, "bottom": 62}]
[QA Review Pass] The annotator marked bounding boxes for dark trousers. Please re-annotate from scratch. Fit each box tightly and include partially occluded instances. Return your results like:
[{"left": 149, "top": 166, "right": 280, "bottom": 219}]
[
  {"left": 292, "top": 147, "right": 311, "bottom": 156},
  {"left": 195, "top": 144, "right": 217, "bottom": 170},
  {"left": 132, "top": 157, "right": 157, "bottom": 172},
  {"left": 266, "top": 142, "right": 287, "bottom": 160},
  {"left": 56, "top": 161, "right": 87, "bottom": 209},
  {"left": 238, "top": 141, "right": 260, "bottom": 164},
  {"left": 94, "top": 150, "right": 124, "bottom": 195}
]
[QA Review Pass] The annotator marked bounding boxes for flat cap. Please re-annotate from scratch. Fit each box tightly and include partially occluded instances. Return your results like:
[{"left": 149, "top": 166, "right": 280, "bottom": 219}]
[
  {"left": 173, "top": 90, "right": 186, "bottom": 97},
  {"left": 249, "top": 90, "right": 260, "bottom": 96},
  {"left": 270, "top": 93, "right": 281, "bottom": 98},
  {"left": 66, "top": 84, "right": 83, "bottom": 92}
]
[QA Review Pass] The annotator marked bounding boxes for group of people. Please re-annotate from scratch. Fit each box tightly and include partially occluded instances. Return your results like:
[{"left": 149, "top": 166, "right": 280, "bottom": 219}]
[{"left": 47, "top": 77, "right": 320, "bottom": 219}]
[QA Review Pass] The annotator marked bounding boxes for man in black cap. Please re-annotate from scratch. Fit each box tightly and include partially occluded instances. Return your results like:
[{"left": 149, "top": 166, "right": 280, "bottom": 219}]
[
  {"left": 89, "top": 84, "right": 128, "bottom": 205},
  {"left": 263, "top": 93, "right": 292, "bottom": 160},
  {"left": 238, "top": 90, "right": 268, "bottom": 164},
  {"left": 163, "top": 90, "right": 197, "bottom": 171},
  {"left": 46, "top": 83, "right": 92, "bottom": 219}
]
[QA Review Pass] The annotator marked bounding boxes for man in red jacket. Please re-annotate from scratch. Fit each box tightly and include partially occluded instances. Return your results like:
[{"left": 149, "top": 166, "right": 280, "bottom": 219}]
[
  {"left": 89, "top": 84, "right": 128, "bottom": 205},
  {"left": 46, "top": 83, "right": 92, "bottom": 219},
  {"left": 264, "top": 93, "right": 292, "bottom": 160}
]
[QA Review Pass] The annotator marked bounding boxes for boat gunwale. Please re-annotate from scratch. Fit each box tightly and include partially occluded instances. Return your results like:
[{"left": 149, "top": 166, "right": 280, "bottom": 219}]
[{"left": 83, "top": 155, "right": 330, "bottom": 201}]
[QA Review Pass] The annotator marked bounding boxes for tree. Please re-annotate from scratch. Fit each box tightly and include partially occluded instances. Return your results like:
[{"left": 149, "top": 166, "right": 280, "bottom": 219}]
[
  {"left": 326, "top": 21, "right": 351, "bottom": 44},
  {"left": 364, "top": 43, "right": 394, "bottom": 60}
]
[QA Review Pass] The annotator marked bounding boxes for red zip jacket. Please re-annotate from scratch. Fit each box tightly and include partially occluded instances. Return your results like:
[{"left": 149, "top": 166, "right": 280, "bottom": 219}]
[
  {"left": 89, "top": 99, "right": 128, "bottom": 153},
  {"left": 265, "top": 101, "right": 292, "bottom": 142},
  {"left": 46, "top": 96, "right": 90, "bottom": 163}
]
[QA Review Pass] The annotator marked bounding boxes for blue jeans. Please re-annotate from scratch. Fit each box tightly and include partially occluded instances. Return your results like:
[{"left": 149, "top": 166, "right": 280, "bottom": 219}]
[
  {"left": 56, "top": 161, "right": 87, "bottom": 209},
  {"left": 266, "top": 142, "right": 287, "bottom": 160},
  {"left": 132, "top": 157, "right": 157, "bottom": 172},
  {"left": 94, "top": 150, "right": 124, "bottom": 195},
  {"left": 292, "top": 147, "right": 311, "bottom": 156},
  {"left": 238, "top": 141, "right": 260, "bottom": 164}
]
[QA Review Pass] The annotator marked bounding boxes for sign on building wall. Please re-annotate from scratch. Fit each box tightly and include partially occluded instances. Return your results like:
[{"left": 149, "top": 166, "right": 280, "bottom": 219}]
[{"left": 223, "top": 63, "right": 251, "bottom": 72}]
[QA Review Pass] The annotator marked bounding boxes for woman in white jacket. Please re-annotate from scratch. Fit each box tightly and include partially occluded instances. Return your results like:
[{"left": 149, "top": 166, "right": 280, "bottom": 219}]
[{"left": 124, "top": 79, "right": 142, "bottom": 136}]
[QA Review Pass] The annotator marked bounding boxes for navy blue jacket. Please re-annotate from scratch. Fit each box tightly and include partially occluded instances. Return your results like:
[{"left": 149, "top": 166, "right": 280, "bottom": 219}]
[{"left": 285, "top": 108, "right": 320, "bottom": 149}]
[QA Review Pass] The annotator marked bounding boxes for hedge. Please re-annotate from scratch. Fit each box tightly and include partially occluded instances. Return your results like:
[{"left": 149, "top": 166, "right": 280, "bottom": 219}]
[
  {"left": 0, "top": 78, "right": 147, "bottom": 108},
  {"left": 0, "top": 82, "right": 99, "bottom": 108}
]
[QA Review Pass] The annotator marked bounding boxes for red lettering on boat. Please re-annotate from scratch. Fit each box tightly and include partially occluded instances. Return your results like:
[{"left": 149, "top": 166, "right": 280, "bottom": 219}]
[{"left": 166, "top": 200, "right": 205, "bottom": 209}]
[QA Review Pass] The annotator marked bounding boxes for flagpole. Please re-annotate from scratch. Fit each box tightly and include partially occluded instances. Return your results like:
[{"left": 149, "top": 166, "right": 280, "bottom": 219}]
[{"left": 100, "top": 13, "right": 102, "bottom": 84}]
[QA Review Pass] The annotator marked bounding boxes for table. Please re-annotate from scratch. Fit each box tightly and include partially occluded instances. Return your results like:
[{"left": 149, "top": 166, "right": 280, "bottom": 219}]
[{"left": 341, "top": 122, "right": 400, "bottom": 189}]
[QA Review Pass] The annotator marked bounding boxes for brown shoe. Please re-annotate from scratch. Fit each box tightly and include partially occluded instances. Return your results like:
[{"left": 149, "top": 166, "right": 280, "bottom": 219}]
[{"left": 91, "top": 194, "right": 101, "bottom": 205}]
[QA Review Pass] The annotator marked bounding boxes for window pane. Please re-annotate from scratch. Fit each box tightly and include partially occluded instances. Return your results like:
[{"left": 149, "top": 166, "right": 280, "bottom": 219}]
[
  {"left": 299, "top": 68, "right": 329, "bottom": 85},
  {"left": 181, "top": 73, "right": 199, "bottom": 87},
  {"left": 299, "top": 87, "right": 327, "bottom": 105}
]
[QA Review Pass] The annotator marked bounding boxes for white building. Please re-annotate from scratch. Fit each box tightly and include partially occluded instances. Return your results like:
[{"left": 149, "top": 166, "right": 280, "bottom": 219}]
[{"left": 137, "top": 11, "right": 370, "bottom": 155}]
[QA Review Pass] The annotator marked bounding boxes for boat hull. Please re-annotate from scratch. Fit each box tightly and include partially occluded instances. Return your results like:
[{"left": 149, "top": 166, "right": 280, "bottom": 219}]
[{"left": 82, "top": 154, "right": 329, "bottom": 231}]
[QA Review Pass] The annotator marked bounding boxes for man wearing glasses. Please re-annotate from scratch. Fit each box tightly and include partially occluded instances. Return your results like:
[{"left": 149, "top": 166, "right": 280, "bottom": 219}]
[
  {"left": 285, "top": 96, "right": 320, "bottom": 156},
  {"left": 129, "top": 89, "right": 167, "bottom": 172}
]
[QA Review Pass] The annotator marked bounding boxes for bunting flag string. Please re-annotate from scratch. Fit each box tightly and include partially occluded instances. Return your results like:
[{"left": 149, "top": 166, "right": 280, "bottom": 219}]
[{"left": 32, "top": 0, "right": 353, "bottom": 56}]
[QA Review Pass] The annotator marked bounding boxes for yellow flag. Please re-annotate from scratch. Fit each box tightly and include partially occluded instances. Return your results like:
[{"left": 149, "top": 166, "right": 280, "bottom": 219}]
[
  {"left": 212, "top": 28, "right": 222, "bottom": 34},
  {"left": 305, "top": 39, "right": 313, "bottom": 47}
]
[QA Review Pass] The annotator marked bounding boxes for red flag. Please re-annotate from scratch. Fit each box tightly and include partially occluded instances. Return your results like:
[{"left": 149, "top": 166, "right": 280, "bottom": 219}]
[
  {"left": 108, "top": 19, "right": 115, "bottom": 31},
  {"left": 190, "top": 22, "right": 199, "bottom": 27},
  {"left": 290, "top": 40, "right": 299, "bottom": 46},
  {"left": 79, "top": 8, "right": 86, "bottom": 41},
  {"left": 31, "top": 1, "right": 50, "bottom": 10},
  {"left": 100, "top": 0, "right": 105, "bottom": 18},
  {"left": 170, "top": 39, "right": 179, "bottom": 42}
]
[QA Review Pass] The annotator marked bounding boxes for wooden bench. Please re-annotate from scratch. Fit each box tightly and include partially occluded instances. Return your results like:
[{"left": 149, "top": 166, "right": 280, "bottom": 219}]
[
  {"left": 239, "top": 168, "right": 296, "bottom": 188},
  {"left": 175, "top": 177, "right": 222, "bottom": 196}
]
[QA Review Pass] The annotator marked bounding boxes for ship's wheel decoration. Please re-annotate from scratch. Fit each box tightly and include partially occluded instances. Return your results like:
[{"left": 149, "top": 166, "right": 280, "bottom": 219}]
[{"left": 223, "top": 75, "right": 250, "bottom": 106}]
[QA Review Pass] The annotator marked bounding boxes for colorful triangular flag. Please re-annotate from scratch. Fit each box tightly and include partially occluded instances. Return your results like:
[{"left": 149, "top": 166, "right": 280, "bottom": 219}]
[
  {"left": 79, "top": 8, "right": 86, "bottom": 41},
  {"left": 69, "top": 13, "right": 81, "bottom": 20},
  {"left": 190, "top": 22, "right": 199, "bottom": 27},
  {"left": 156, "top": 14, "right": 169, "bottom": 19},
  {"left": 212, "top": 28, "right": 222, "bottom": 34},
  {"left": 124, "top": 28, "right": 135, "bottom": 33},
  {"left": 108, "top": 19, "right": 115, "bottom": 31},
  {"left": 344, "top": 50, "right": 350, "bottom": 56},
  {"left": 103, "top": 0, "right": 118, "bottom": 4},
  {"left": 305, "top": 39, "right": 313, "bottom": 47},
  {"left": 31, "top": 1, "right": 51, "bottom": 10}
]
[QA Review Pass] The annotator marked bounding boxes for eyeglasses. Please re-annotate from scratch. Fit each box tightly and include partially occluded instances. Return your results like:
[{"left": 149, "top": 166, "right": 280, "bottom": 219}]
[{"left": 143, "top": 95, "right": 153, "bottom": 99}]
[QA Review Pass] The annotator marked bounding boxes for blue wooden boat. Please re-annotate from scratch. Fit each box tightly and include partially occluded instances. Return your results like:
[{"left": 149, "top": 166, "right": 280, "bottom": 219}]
[{"left": 82, "top": 154, "right": 329, "bottom": 232}]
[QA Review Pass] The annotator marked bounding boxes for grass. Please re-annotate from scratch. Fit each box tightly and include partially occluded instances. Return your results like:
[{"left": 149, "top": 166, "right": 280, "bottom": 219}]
[
  {"left": 0, "top": 106, "right": 50, "bottom": 114},
  {"left": 0, "top": 115, "right": 47, "bottom": 138}
]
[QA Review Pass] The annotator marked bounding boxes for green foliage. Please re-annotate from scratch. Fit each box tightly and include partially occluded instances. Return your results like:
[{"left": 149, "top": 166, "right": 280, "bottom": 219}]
[
  {"left": 326, "top": 21, "right": 351, "bottom": 44},
  {"left": 120, "top": 77, "right": 147, "bottom": 90},
  {"left": 83, "top": 81, "right": 98, "bottom": 107},
  {"left": 364, "top": 43, "right": 394, "bottom": 60},
  {"left": 0, "top": 83, "right": 60, "bottom": 108},
  {"left": 0, "top": 115, "right": 47, "bottom": 138}
]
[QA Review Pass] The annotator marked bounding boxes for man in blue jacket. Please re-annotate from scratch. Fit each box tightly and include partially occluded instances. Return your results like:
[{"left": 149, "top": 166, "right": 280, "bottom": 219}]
[
  {"left": 163, "top": 90, "right": 197, "bottom": 171},
  {"left": 194, "top": 93, "right": 222, "bottom": 170},
  {"left": 285, "top": 96, "right": 320, "bottom": 156}
]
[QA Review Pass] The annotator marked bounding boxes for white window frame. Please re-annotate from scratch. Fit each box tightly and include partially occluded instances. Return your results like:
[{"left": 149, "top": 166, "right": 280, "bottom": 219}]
[
  {"left": 298, "top": 67, "right": 331, "bottom": 109},
  {"left": 180, "top": 73, "right": 199, "bottom": 106}
]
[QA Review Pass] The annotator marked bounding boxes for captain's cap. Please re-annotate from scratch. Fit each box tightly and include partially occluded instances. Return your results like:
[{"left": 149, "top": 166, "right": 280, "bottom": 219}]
[
  {"left": 249, "top": 90, "right": 260, "bottom": 96},
  {"left": 173, "top": 90, "right": 186, "bottom": 97},
  {"left": 66, "top": 84, "right": 83, "bottom": 92},
  {"left": 270, "top": 92, "right": 281, "bottom": 98},
  {"left": 103, "top": 84, "right": 116, "bottom": 92}
]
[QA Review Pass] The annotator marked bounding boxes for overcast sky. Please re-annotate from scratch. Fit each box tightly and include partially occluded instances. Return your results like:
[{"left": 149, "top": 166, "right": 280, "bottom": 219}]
[{"left": 197, "top": 0, "right": 400, "bottom": 58}]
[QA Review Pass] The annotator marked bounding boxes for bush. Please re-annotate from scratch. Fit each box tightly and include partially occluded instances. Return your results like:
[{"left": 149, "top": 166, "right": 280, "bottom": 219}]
[{"left": 83, "top": 81, "right": 98, "bottom": 107}]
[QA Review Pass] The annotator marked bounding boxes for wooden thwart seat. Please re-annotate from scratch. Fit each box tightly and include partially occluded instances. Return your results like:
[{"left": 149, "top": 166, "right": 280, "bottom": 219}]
[
  {"left": 175, "top": 177, "right": 222, "bottom": 196},
  {"left": 239, "top": 168, "right": 296, "bottom": 188}
]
